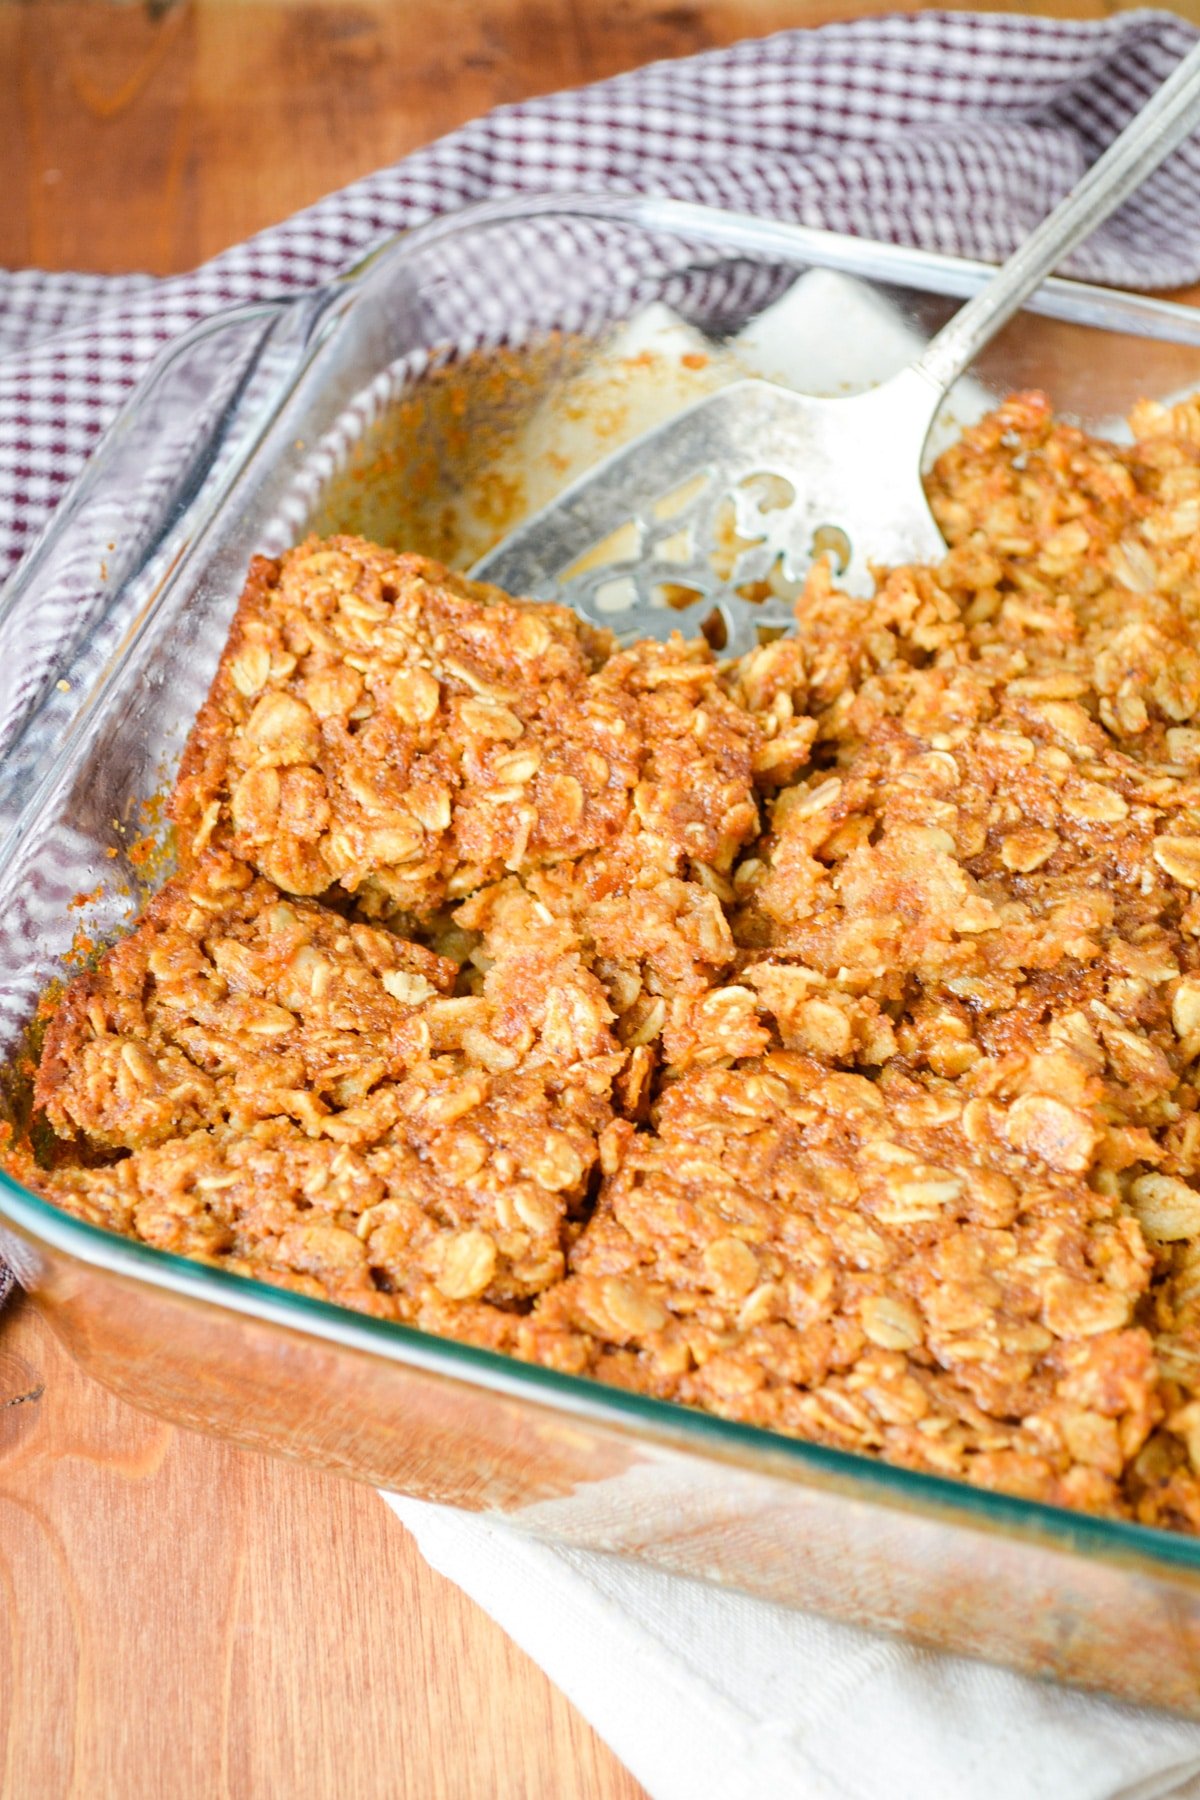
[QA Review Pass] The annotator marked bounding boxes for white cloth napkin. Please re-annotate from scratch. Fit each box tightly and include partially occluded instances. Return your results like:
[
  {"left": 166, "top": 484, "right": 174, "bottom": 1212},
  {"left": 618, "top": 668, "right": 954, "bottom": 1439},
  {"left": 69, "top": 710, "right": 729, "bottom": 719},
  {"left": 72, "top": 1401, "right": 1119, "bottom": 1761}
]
[{"left": 384, "top": 1493, "right": 1200, "bottom": 1800}]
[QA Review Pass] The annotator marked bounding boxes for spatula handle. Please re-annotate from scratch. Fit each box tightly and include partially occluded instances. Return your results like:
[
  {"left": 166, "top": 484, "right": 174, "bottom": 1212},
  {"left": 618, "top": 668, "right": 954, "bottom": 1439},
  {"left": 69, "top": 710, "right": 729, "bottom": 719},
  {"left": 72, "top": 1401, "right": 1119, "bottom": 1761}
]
[{"left": 912, "top": 37, "right": 1200, "bottom": 397}]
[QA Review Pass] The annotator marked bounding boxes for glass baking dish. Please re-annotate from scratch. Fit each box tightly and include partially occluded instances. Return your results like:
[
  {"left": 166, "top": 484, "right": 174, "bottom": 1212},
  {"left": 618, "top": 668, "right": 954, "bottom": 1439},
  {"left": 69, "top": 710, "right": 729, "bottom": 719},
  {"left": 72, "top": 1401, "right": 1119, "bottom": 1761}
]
[{"left": 6, "top": 194, "right": 1200, "bottom": 1717}]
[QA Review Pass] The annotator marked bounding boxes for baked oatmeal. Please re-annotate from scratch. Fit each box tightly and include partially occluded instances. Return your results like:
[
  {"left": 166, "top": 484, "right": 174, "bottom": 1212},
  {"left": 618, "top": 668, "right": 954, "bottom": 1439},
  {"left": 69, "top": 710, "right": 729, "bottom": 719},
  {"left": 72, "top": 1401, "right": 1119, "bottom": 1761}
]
[
  {"left": 525, "top": 1056, "right": 1157, "bottom": 1517},
  {"left": 17, "top": 389, "right": 1200, "bottom": 1532},
  {"left": 172, "top": 543, "right": 758, "bottom": 924},
  {"left": 459, "top": 633, "right": 763, "bottom": 1063},
  {"left": 31, "top": 846, "right": 622, "bottom": 1320},
  {"left": 36, "top": 849, "right": 458, "bottom": 1150}
]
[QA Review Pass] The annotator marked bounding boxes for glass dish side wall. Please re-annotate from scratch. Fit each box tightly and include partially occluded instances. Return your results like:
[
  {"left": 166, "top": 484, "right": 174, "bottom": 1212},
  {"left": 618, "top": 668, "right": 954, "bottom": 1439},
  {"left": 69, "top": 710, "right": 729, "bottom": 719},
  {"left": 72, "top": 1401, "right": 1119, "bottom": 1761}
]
[
  {"left": 7, "top": 1198, "right": 1200, "bottom": 1719},
  {"left": 6, "top": 197, "right": 1200, "bottom": 1715}
]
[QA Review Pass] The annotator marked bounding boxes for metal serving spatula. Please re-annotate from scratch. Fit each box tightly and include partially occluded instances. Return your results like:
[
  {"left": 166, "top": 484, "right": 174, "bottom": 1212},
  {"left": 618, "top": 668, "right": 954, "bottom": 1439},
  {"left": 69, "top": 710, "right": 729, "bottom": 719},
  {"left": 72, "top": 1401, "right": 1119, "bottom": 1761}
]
[{"left": 474, "top": 43, "right": 1200, "bottom": 656}]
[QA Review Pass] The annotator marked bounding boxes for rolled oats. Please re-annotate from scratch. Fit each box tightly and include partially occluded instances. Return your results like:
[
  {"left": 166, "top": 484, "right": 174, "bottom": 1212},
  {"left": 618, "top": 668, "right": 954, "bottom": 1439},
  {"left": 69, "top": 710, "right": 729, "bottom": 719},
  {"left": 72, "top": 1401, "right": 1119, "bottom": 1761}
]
[
  {"left": 1129, "top": 1173, "right": 1200, "bottom": 1243},
  {"left": 35, "top": 850, "right": 457, "bottom": 1149}
]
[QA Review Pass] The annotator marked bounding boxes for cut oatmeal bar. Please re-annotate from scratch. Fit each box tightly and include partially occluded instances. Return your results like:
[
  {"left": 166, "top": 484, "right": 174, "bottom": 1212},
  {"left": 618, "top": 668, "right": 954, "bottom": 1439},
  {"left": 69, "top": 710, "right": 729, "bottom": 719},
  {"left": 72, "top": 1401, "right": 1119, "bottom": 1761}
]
[
  {"left": 735, "top": 712, "right": 1200, "bottom": 1080},
  {"left": 525, "top": 1056, "right": 1159, "bottom": 1515},
  {"left": 172, "top": 540, "right": 758, "bottom": 927},
  {"left": 172, "top": 541, "right": 627, "bottom": 915},
  {"left": 36, "top": 848, "right": 459, "bottom": 1151},
  {"left": 30, "top": 847, "right": 623, "bottom": 1315},
  {"left": 457, "top": 634, "right": 763, "bottom": 1070}
]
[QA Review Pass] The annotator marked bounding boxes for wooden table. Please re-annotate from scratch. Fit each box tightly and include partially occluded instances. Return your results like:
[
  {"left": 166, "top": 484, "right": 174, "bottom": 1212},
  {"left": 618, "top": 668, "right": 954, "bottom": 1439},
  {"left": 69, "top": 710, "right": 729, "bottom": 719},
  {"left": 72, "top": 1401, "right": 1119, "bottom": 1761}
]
[{"left": 3, "top": 2, "right": 1200, "bottom": 1794}]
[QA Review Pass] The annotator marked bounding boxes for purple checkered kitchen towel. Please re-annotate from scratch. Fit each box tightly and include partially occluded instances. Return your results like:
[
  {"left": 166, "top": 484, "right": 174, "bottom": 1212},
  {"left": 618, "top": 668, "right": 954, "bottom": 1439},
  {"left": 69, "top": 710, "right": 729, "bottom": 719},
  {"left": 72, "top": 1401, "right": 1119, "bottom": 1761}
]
[{"left": 3, "top": 6, "right": 1200, "bottom": 1308}]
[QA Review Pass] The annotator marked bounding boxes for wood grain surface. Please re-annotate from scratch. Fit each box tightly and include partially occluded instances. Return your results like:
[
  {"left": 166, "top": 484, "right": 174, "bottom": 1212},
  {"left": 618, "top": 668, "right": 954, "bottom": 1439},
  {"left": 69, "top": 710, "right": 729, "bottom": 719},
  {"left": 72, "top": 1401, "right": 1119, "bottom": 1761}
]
[
  {"left": 4, "top": 2, "right": 1200, "bottom": 1796},
  {"left": 3, "top": 0, "right": 1200, "bottom": 276},
  {"left": 0, "top": 1294, "right": 647, "bottom": 1799}
]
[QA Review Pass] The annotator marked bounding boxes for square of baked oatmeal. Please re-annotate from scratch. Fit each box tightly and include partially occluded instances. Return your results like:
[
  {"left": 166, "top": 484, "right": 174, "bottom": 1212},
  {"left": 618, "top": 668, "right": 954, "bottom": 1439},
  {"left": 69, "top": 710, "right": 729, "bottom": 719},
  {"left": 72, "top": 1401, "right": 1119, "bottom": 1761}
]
[
  {"left": 30, "top": 849, "right": 620, "bottom": 1327},
  {"left": 172, "top": 540, "right": 758, "bottom": 924}
]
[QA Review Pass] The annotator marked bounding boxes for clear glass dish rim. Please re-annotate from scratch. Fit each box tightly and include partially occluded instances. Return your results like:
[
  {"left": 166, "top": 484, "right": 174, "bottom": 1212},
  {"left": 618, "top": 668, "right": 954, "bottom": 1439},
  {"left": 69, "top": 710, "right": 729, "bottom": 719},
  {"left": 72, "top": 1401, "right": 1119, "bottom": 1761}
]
[
  {"left": 6, "top": 188, "right": 1200, "bottom": 1578},
  {"left": 6, "top": 1162, "right": 1199, "bottom": 1576}
]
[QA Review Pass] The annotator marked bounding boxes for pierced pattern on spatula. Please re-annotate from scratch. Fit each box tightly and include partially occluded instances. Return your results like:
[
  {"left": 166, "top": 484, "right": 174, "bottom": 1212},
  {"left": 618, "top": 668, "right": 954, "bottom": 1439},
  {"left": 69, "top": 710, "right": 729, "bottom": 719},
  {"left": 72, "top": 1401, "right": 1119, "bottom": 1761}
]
[
  {"left": 473, "top": 378, "right": 926, "bottom": 659},
  {"left": 562, "top": 455, "right": 830, "bottom": 654}
]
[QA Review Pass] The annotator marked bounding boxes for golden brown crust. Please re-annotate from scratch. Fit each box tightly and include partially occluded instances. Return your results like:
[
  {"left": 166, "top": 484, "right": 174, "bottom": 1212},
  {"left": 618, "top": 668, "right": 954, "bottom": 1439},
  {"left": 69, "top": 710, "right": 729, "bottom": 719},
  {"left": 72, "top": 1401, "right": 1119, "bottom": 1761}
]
[
  {"left": 171, "top": 541, "right": 762, "bottom": 927},
  {"left": 29, "top": 849, "right": 622, "bottom": 1314},
  {"left": 454, "top": 635, "right": 764, "bottom": 1055},
  {"left": 37, "top": 1052, "right": 613, "bottom": 1319},
  {"left": 172, "top": 541, "right": 625, "bottom": 913}
]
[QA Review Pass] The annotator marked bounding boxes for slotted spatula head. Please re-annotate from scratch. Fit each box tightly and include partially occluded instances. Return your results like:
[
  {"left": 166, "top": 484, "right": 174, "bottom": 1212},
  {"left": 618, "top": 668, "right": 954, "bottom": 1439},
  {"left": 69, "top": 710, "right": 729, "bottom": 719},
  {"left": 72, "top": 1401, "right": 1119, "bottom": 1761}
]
[{"left": 472, "top": 367, "right": 945, "bottom": 657}]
